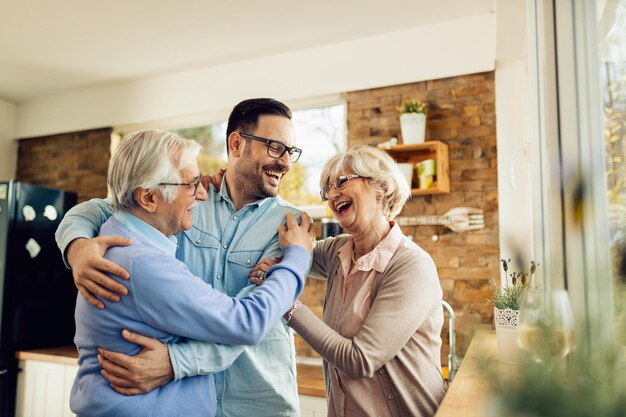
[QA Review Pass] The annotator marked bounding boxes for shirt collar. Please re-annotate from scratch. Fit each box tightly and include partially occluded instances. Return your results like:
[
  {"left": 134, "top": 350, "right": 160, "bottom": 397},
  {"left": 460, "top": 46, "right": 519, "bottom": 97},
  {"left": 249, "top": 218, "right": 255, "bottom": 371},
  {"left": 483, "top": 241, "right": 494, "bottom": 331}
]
[
  {"left": 215, "top": 176, "right": 276, "bottom": 211},
  {"left": 338, "top": 222, "right": 404, "bottom": 273},
  {"left": 113, "top": 211, "right": 178, "bottom": 257}
]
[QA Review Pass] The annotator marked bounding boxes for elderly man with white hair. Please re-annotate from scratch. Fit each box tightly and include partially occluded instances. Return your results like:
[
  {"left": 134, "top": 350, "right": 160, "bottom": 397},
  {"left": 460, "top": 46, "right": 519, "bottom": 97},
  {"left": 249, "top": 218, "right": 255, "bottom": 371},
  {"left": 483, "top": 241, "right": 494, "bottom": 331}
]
[{"left": 70, "top": 129, "right": 314, "bottom": 417}]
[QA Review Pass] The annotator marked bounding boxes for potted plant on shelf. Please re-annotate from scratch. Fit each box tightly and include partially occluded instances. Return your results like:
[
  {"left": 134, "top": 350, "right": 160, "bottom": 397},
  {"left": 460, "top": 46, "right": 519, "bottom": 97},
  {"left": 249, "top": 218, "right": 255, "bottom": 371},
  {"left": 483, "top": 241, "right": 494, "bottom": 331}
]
[
  {"left": 486, "top": 259, "right": 538, "bottom": 364},
  {"left": 398, "top": 99, "right": 427, "bottom": 145}
]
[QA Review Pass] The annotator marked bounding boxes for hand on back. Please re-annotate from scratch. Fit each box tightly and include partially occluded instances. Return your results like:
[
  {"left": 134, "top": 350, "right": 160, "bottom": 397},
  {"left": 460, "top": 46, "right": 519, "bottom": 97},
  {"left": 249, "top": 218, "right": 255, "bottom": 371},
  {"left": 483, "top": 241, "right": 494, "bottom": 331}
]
[{"left": 67, "top": 236, "right": 132, "bottom": 309}]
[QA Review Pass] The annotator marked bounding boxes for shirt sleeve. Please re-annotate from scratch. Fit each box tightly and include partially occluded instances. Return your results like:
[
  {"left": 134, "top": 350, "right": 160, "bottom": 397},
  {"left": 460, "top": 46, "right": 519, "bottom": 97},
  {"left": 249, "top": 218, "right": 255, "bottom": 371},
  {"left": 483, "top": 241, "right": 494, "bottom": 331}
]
[
  {"left": 288, "top": 253, "right": 442, "bottom": 379},
  {"left": 129, "top": 245, "right": 309, "bottom": 346},
  {"left": 55, "top": 198, "right": 114, "bottom": 267},
  {"left": 168, "top": 340, "right": 245, "bottom": 380},
  {"left": 167, "top": 285, "right": 252, "bottom": 380}
]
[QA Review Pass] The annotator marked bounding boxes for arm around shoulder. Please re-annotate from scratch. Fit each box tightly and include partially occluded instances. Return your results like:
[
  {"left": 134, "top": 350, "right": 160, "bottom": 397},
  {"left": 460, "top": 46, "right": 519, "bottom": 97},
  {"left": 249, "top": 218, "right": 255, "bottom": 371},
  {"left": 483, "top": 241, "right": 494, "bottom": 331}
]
[{"left": 56, "top": 197, "right": 114, "bottom": 266}]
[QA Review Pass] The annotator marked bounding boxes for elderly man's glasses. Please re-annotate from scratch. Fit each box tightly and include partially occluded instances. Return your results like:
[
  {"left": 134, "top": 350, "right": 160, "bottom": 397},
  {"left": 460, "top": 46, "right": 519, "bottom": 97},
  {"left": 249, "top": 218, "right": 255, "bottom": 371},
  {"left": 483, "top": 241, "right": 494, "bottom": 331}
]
[
  {"left": 320, "top": 174, "right": 365, "bottom": 201},
  {"left": 159, "top": 174, "right": 203, "bottom": 196},
  {"left": 239, "top": 132, "right": 302, "bottom": 163}
]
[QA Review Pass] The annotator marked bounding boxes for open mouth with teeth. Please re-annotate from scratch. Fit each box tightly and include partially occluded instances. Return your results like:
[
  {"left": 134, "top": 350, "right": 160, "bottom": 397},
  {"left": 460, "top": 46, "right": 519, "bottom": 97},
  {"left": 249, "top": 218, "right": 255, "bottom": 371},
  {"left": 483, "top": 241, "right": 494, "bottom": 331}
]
[
  {"left": 335, "top": 201, "right": 352, "bottom": 216},
  {"left": 263, "top": 169, "right": 283, "bottom": 186}
]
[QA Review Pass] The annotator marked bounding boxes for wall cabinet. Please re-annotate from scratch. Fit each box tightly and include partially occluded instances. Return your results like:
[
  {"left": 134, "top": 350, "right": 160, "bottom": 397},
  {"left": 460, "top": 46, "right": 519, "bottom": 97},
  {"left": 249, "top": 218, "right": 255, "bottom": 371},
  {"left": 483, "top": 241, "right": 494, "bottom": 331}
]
[{"left": 383, "top": 140, "right": 450, "bottom": 195}]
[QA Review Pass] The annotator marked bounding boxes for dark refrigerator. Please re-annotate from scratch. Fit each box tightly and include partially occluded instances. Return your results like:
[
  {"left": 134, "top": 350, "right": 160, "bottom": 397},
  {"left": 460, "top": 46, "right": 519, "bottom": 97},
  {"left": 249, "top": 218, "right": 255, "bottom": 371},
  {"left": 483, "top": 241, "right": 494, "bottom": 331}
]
[{"left": 0, "top": 180, "right": 77, "bottom": 417}]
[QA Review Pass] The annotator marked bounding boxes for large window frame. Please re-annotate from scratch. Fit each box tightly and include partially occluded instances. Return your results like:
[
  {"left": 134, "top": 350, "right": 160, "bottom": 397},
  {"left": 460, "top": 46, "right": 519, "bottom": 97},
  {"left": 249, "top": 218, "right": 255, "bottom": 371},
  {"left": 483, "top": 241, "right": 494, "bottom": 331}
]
[{"left": 529, "top": 0, "right": 620, "bottom": 350}]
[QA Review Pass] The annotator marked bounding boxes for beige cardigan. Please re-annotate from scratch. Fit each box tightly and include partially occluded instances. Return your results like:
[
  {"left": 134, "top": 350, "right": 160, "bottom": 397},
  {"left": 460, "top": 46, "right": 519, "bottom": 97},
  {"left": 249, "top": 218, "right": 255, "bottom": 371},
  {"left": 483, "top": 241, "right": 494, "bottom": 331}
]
[{"left": 289, "top": 232, "right": 447, "bottom": 417}]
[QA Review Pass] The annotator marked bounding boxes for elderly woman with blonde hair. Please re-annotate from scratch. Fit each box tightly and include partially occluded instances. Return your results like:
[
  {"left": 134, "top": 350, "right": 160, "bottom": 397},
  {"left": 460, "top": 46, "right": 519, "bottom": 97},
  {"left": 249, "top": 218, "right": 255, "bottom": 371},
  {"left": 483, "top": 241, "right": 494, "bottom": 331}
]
[{"left": 253, "top": 145, "right": 446, "bottom": 417}]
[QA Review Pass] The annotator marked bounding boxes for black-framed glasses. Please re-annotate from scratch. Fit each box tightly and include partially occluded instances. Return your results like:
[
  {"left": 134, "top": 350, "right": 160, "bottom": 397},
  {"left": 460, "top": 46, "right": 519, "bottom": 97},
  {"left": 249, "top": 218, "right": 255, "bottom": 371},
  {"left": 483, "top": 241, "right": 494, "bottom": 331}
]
[
  {"left": 239, "top": 132, "right": 302, "bottom": 163},
  {"left": 159, "top": 174, "right": 203, "bottom": 196},
  {"left": 320, "top": 174, "right": 365, "bottom": 201}
]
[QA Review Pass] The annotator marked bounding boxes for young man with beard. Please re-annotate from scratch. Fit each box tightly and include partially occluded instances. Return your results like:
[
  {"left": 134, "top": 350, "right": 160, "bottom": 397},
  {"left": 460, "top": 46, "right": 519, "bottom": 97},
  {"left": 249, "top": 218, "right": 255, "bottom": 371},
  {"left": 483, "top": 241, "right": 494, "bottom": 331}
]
[{"left": 56, "top": 98, "right": 306, "bottom": 416}]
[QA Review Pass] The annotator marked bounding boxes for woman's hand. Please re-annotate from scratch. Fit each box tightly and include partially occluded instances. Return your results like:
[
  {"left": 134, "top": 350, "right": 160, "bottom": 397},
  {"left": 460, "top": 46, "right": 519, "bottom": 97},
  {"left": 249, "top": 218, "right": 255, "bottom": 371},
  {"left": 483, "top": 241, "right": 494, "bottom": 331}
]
[
  {"left": 278, "top": 213, "right": 316, "bottom": 254},
  {"left": 248, "top": 257, "right": 281, "bottom": 286},
  {"left": 67, "top": 236, "right": 132, "bottom": 309}
]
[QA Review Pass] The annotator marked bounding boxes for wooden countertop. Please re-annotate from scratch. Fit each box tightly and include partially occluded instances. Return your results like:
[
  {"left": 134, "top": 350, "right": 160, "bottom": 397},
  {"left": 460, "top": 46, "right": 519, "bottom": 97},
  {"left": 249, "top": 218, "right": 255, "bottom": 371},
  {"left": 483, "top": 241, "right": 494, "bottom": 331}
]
[
  {"left": 296, "top": 363, "right": 326, "bottom": 397},
  {"left": 16, "top": 346, "right": 78, "bottom": 366},
  {"left": 16, "top": 346, "right": 326, "bottom": 398},
  {"left": 435, "top": 330, "right": 520, "bottom": 417}
]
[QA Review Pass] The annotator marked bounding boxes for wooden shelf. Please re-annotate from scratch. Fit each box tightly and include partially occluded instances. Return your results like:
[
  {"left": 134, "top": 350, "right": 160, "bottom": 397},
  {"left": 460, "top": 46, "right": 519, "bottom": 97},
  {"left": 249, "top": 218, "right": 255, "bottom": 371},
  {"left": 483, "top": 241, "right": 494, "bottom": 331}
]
[{"left": 382, "top": 140, "right": 450, "bottom": 195}]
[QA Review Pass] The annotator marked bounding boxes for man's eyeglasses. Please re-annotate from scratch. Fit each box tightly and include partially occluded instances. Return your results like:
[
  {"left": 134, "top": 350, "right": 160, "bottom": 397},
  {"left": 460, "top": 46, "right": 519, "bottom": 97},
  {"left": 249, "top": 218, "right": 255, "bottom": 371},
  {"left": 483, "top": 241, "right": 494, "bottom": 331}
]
[
  {"left": 159, "top": 174, "right": 203, "bottom": 196},
  {"left": 239, "top": 132, "right": 302, "bottom": 163},
  {"left": 320, "top": 174, "right": 365, "bottom": 201}
]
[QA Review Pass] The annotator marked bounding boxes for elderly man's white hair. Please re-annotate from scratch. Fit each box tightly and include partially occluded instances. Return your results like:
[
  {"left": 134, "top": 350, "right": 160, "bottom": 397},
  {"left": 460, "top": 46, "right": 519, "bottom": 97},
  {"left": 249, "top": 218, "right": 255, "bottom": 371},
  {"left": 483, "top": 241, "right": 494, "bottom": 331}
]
[
  {"left": 108, "top": 129, "right": 201, "bottom": 212},
  {"left": 319, "top": 145, "right": 411, "bottom": 220}
]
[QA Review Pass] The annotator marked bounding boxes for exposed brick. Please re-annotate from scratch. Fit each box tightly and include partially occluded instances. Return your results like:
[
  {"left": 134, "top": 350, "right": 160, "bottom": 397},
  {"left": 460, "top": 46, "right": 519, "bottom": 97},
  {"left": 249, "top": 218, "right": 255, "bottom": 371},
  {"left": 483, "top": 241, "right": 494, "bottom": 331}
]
[
  {"left": 17, "top": 128, "right": 111, "bottom": 203},
  {"left": 345, "top": 72, "right": 499, "bottom": 362}
]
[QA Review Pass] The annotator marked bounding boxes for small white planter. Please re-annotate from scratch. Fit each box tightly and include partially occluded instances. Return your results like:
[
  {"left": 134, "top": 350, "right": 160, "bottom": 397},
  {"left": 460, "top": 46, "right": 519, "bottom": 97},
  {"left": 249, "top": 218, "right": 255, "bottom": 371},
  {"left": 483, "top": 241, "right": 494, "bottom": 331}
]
[
  {"left": 400, "top": 112, "right": 426, "bottom": 144},
  {"left": 494, "top": 307, "right": 523, "bottom": 364}
]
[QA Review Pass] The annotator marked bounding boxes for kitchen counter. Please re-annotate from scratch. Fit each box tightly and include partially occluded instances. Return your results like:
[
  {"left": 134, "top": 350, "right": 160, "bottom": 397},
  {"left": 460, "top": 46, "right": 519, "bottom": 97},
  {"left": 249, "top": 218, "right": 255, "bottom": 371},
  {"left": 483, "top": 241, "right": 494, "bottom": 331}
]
[
  {"left": 16, "top": 347, "right": 326, "bottom": 398},
  {"left": 434, "top": 329, "right": 520, "bottom": 417}
]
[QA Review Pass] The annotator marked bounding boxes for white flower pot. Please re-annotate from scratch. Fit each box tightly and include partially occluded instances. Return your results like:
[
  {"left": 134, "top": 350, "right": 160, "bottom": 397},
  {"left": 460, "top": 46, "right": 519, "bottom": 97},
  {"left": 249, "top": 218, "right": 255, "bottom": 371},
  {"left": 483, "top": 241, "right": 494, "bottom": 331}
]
[
  {"left": 400, "top": 112, "right": 426, "bottom": 144},
  {"left": 494, "top": 307, "right": 523, "bottom": 364}
]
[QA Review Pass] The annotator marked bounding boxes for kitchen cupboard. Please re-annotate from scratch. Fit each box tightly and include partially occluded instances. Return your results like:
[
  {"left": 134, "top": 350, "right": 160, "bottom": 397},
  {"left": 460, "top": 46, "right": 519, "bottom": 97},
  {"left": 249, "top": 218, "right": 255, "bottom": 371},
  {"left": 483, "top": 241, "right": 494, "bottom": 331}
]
[{"left": 15, "top": 359, "right": 76, "bottom": 417}]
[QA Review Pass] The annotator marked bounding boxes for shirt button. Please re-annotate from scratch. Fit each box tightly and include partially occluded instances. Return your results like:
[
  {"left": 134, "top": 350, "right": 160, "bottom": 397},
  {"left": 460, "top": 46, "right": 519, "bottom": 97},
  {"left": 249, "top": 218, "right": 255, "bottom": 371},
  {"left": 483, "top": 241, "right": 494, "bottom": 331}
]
[
  {"left": 217, "top": 275, "right": 221, "bottom": 280},
  {"left": 246, "top": 259, "right": 252, "bottom": 264},
  {"left": 387, "top": 393, "right": 394, "bottom": 400},
  {"left": 379, "top": 369, "right": 385, "bottom": 375},
  {"left": 233, "top": 215, "right": 237, "bottom": 220},
  {"left": 223, "top": 244, "right": 228, "bottom": 249},
  {"left": 195, "top": 239, "right": 201, "bottom": 244}
]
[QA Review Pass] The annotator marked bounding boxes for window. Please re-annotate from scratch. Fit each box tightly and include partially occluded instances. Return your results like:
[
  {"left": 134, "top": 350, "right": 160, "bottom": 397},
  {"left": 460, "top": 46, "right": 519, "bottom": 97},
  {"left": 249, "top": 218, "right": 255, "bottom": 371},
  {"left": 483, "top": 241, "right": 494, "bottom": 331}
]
[
  {"left": 173, "top": 103, "right": 346, "bottom": 208},
  {"left": 535, "top": 0, "right": 626, "bottom": 347}
]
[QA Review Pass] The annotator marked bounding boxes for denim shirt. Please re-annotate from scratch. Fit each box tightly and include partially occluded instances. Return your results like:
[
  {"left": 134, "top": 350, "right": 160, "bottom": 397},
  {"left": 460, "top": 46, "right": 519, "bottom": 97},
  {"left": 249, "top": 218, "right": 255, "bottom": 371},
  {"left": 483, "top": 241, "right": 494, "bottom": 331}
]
[
  {"left": 174, "top": 183, "right": 302, "bottom": 417},
  {"left": 56, "top": 180, "right": 303, "bottom": 417}
]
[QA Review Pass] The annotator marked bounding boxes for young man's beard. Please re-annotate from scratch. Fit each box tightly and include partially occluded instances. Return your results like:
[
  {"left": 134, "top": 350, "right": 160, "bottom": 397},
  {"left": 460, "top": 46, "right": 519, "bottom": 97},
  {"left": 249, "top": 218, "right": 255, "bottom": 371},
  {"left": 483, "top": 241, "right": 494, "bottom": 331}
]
[{"left": 234, "top": 152, "right": 285, "bottom": 201}]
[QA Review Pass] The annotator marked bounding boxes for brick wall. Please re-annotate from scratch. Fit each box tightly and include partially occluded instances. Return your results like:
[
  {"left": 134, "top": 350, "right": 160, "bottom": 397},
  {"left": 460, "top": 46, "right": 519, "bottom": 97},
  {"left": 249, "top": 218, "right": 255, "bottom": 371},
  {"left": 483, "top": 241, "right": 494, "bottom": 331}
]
[
  {"left": 297, "top": 72, "right": 498, "bottom": 364},
  {"left": 16, "top": 128, "right": 112, "bottom": 203}
]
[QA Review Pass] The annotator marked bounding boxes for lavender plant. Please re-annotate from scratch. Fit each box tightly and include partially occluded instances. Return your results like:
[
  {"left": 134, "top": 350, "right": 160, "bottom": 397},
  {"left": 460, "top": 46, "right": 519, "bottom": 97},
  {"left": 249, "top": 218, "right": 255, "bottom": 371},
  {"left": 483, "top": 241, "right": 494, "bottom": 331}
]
[{"left": 486, "top": 259, "right": 539, "bottom": 310}]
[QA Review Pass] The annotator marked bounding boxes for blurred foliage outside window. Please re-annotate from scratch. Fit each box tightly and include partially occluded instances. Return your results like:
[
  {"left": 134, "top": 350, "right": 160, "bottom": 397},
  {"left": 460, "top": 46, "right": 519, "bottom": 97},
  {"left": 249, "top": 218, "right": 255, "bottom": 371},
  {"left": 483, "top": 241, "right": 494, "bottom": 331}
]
[
  {"left": 600, "top": 4, "right": 626, "bottom": 344},
  {"left": 173, "top": 104, "right": 345, "bottom": 207}
]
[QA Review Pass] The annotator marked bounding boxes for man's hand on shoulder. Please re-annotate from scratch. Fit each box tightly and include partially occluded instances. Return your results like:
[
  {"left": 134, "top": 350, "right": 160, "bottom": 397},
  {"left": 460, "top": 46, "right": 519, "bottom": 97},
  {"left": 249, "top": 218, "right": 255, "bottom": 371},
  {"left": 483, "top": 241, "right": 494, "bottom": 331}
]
[{"left": 68, "top": 236, "right": 132, "bottom": 309}]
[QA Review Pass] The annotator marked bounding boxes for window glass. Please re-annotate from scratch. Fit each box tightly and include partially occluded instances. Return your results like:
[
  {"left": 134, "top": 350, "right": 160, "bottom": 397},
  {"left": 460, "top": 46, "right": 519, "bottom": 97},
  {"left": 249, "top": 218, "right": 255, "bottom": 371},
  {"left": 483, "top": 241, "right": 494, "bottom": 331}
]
[
  {"left": 173, "top": 103, "right": 346, "bottom": 207},
  {"left": 597, "top": 0, "right": 626, "bottom": 343}
]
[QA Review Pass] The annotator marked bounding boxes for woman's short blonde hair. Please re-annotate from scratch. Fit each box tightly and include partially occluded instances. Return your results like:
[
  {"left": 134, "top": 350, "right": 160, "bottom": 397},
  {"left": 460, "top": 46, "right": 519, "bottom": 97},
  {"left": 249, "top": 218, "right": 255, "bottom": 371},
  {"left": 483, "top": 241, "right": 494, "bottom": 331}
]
[{"left": 319, "top": 145, "right": 411, "bottom": 220}]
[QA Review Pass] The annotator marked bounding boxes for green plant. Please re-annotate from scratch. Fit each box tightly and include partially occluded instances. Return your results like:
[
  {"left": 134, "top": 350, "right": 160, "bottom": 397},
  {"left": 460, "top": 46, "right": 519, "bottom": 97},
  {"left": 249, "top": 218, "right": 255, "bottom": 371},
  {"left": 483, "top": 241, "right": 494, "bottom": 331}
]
[
  {"left": 486, "top": 259, "right": 538, "bottom": 310},
  {"left": 398, "top": 99, "right": 427, "bottom": 115}
]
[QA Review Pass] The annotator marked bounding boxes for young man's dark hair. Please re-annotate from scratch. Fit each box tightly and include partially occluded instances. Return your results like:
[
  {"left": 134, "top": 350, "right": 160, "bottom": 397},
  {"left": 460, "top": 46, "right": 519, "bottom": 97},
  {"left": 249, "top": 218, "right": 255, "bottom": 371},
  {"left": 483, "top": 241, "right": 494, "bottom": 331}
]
[{"left": 225, "top": 98, "right": 292, "bottom": 154}]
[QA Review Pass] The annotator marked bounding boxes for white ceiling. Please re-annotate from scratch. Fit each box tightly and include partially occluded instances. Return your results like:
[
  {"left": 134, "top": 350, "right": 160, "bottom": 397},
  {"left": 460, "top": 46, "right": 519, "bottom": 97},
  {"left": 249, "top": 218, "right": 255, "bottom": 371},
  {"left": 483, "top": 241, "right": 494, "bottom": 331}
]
[{"left": 0, "top": 0, "right": 493, "bottom": 103}]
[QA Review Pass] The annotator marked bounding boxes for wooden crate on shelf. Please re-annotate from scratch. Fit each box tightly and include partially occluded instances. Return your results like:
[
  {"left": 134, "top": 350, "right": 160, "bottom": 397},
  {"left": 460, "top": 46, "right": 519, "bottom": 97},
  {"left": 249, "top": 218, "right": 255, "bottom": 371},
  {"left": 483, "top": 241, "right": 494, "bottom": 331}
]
[{"left": 382, "top": 140, "right": 450, "bottom": 195}]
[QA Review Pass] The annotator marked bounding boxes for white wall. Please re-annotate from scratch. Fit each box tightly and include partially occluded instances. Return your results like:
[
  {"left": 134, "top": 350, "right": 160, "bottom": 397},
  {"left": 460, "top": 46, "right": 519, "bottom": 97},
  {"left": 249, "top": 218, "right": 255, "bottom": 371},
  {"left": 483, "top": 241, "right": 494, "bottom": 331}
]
[
  {"left": 15, "top": 13, "right": 495, "bottom": 138},
  {"left": 494, "top": 0, "right": 536, "bottom": 271},
  {"left": 0, "top": 97, "right": 16, "bottom": 180}
]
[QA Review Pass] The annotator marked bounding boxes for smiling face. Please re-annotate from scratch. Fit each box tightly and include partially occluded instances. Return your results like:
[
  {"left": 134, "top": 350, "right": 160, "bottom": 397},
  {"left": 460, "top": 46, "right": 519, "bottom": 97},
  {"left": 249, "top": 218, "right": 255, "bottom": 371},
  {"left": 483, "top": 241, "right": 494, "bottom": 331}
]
[
  {"left": 232, "top": 115, "right": 296, "bottom": 201},
  {"left": 326, "top": 169, "right": 384, "bottom": 234},
  {"left": 156, "top": 164, "right": 207, "bottom": 236}
]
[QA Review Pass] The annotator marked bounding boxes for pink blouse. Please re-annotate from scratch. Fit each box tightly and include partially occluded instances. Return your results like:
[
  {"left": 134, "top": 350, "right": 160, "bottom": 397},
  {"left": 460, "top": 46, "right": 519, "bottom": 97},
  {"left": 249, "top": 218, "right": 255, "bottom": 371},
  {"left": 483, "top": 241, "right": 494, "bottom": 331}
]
[{"left": 324, "top": 225, "right": 404, "bottom": 417}]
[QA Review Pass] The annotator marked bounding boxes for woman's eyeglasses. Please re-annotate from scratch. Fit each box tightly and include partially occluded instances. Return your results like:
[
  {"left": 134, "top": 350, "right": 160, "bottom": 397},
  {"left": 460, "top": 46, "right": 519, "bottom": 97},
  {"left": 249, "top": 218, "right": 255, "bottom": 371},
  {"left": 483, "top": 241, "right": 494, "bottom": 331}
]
[
  {"left": 239, "top": 132, "right": 302, "bottom": 163},
  {"left": 159, "top": 174, "right": 203, "bottom": 196},
  {"left": 320, "top": 175, "right": 365, "bottom": 201}
]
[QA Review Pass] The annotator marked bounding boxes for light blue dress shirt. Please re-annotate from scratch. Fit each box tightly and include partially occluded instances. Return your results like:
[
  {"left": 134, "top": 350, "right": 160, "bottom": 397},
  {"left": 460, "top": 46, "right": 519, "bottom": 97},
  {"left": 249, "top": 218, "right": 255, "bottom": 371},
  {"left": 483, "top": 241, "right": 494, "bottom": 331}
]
[
  {"left": 71, "top": 211, "right": 308, "bottom": 417},
  {"left": 56, "top": 179, "right": 303, "bottom": 417}
]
